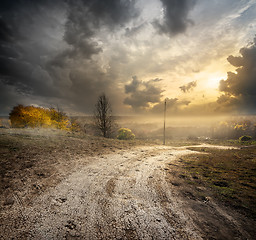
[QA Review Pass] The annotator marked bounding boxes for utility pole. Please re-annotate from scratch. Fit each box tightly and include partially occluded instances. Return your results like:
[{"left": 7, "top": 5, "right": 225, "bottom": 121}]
[{"left": 163, "top": 98, "right": 167, "bottom": 145}]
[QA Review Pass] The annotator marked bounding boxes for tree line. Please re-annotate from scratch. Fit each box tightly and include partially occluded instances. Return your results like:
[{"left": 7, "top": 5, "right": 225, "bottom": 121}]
[{"left": 8, "top": 94, "right": 135, "bottom": 140}]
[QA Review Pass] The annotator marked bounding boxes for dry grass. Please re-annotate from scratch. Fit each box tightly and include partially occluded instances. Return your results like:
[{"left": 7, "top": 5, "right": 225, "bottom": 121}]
[
  {"left": 0, "top": 128, "right": 149, "bottom": 207},
  {"left": 179, "top": 146, "right": 256, "bottom": 219}
]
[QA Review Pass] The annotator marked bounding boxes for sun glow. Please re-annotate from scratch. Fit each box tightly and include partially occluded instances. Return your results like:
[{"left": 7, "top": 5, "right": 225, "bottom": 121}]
[{"left": 206, "top": 76, "right": 225, "bottom": 89}]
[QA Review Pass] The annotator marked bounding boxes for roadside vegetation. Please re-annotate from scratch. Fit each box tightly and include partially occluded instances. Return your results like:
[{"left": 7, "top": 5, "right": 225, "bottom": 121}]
[
  {"left": 178, "top": 146, "right": 256, "bottom": 219},
  {"left": 9, "top": 105, "right": 80, "bottom": 131},
  {"left": 117, "top": 128, "right": 135, "bottom": 140},
  {"left": 212, "top": 119, "right": 256, "bottom": 140}
]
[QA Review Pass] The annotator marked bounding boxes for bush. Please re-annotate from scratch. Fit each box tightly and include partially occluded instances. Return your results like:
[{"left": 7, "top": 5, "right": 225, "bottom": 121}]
[
  {"left": 117, "top": 128, "right": 135, "bottom": 140},
  {"left": 239, "top": 135, "right": 252, "bottom": 142},
  {"left": 70, "top": 118, "right": 82, "bottom": 132}
]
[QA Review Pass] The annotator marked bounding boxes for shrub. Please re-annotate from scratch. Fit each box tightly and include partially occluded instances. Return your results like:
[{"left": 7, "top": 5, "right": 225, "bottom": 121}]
[
  {"left": 117, "top": 128, "right": 135, "bottom": 140},
  {"left": 70, "top": 118, "right": 82, "bottom": 132},
  {"left": 239, "top": 135, "right": 252, "bottom": 142}
]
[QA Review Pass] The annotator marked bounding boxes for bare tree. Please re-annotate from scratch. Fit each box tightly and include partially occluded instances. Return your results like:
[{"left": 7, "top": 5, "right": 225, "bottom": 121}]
[{"left": 94, "top": 93, "right": 113, "bottom": 138}]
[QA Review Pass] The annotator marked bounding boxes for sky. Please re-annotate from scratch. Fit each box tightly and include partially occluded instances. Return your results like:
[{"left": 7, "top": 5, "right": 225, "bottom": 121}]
[{"left": 0, "top": 0, "right": 256, "bottom": 116}]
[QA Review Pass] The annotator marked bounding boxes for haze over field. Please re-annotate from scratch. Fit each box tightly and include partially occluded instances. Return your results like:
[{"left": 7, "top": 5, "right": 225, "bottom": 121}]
[{"left": 0, "top": 0, "right": 256, "bottom": 117}]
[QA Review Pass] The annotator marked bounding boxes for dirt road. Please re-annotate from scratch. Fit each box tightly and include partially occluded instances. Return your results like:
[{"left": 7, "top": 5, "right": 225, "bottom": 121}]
[{"left": 0, "top": 145, "right": 253, "bottom": 239}]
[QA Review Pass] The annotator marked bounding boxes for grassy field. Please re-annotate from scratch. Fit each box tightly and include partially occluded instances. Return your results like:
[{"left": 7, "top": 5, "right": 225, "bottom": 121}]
[
  {"left": 179, "top": 146, "right": 256, "bottom": 219},
  {"left": 0, "top": 128, "right": 151, "bottom": 207},
  {"left": 1, "top": 127, "right": 256, "bottom": 220}
]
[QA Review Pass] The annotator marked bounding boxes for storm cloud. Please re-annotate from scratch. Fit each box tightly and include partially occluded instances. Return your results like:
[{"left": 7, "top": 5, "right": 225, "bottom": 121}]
[
  {"left": 124, "top": 76, "right": 164, "bottom": 112},
  {"left": 0, "top": 0, "right": 67, "bottom": 99},
  {"left": 62, "top": 0, "right": 139, "bottom": 59},
  {"left": 154, "top": 0, "right": 197, "bottom": 36},
  {"left": 0, "top": 0, "right": 139, "bottom": 114},
  {"left": 218, "top": 37, "right": 256, "bottom": 113}
]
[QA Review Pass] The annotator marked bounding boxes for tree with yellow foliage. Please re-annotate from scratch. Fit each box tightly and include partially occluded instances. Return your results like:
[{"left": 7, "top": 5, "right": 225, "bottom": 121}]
[
  {"left": 9, "top": 105, "right": 72, "bottom": 130},
  {"left": 49, "top": 108, "right": 69, "bottom": 130}
]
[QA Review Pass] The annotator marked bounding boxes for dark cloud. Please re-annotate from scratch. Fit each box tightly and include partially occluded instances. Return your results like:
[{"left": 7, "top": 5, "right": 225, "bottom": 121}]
[
  {"left": 214, "top": 93, "right": 241, "bottom": 114},
  {"left": 125, "top": 22, "right": 147, "bottom": 37},
  {"left": 81, "top": 0, "right": 138, "bottom": 27},
  {"left": 0, "top": 81, "right": 22, "bottom": 115},
  {"left": 218, "top": 37, "right": 256, "bottom": 113},
  {"left": 0, "top": 18, "right": 14, "bottom": 43},
  {"left": 153, "top": 0, "right": 196, "bottom": 36},
  {"left": 45, "top": 0, "right": 139, "bottom": 112},
  {"left": 179, "top": 80, "right": 197, "bottom": 93},
  {"left": 0, "top": 0, "right": 139, "bottom": 115},
  {"left": 0, "top": 0, "right": 66, "bottom": 94},
  {"left": 124, "top": 76, "right": 164, "bottom": 111},
  {"left": 62, "top": 0, "right": 139, "bottom": 59}
]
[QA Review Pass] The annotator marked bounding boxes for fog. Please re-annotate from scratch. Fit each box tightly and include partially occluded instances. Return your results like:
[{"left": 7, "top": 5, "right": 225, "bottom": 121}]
[
  {"left": 2, "top": 113, "right": 256, "bottom": 141},
  {"left": 73, "top": 115, "right": 251, "bottom": 140},
  {"left": 116, "top": 115, "right": 227, "bottom": 140}
]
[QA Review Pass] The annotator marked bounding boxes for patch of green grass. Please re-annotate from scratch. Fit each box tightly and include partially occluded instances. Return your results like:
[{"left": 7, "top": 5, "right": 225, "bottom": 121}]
[
  {"left": 180, "top": 147, "right": 256, "bottom": 219},
  {"left": 207, "top": 139, "right": 256, "bottom": 146}
]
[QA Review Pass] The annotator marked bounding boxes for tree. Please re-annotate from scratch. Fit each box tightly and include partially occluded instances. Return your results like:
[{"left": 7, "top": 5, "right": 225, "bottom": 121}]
[
  {"left": 94, "top": 93, "right": 114, "bottom": 138},
  {"left": 49, "top": 107, "right": 69, "bottom": 130},
  {"left": 9, "top": 104, "right": 71, "bottom": 130},
  {"left": 9, "top": 104, "right": 51, "bottom": 128}
]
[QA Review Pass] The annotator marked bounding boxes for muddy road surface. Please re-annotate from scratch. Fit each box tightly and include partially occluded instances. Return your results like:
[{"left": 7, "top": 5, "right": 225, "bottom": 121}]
[{"left": 1, "top": 145, "right": 254, "bottom": 239}]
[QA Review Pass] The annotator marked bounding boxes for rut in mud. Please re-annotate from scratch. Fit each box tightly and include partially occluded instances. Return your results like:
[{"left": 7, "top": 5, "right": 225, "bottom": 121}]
[{"left": 0, "top": 145, "right": 254, "bottom": 239}]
